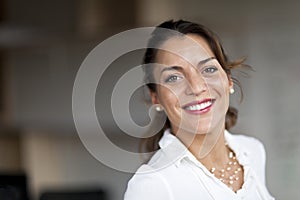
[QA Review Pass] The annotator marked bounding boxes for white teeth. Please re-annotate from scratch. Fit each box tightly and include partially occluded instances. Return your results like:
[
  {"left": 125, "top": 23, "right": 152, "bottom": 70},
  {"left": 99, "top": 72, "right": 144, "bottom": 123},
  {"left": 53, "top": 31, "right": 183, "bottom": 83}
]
[{"left": 185, "top": 101, "right": 212, "bottom": 111}]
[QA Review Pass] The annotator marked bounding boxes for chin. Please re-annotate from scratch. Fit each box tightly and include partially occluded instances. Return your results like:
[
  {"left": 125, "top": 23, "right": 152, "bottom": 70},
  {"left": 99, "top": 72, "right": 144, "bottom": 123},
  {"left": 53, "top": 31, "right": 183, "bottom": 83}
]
[{"left": 177, "top": 124, "right": 212, "bottom": 135}]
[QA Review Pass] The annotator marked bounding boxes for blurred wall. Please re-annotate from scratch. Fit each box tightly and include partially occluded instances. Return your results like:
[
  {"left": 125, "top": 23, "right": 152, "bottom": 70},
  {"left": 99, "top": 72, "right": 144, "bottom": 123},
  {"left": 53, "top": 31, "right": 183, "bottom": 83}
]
[
  {"left": 0, "top": 133, "right": 20, "bottom": 171},
  {"left": 0, "top": 0, "right": 299, "bottom": 200}
]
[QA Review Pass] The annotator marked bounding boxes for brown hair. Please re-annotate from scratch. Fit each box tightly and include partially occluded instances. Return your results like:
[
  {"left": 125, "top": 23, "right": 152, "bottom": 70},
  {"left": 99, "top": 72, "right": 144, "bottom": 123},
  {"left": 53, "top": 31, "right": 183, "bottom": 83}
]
[{"left": 141, "top": 19, "right": 248, "bottom": 153}]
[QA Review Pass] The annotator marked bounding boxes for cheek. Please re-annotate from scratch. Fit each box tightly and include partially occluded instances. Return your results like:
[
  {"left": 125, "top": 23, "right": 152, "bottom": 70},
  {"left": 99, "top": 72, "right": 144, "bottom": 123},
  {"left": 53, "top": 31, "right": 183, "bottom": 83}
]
[
  {"left": 158, "top": 87, "right": 178, "bottom": 105},
  {"left": 206, "top": 73, "right": 230, "bottom": 94},
  {"left": 157, "top": 86, "right": 183, "bottom": 113}
]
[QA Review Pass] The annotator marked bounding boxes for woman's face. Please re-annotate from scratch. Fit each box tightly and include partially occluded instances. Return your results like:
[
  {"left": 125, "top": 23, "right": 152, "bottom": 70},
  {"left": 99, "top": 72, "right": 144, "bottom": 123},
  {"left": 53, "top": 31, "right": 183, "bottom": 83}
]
[{"left": 151, "top": 34, "right": 232, "bottom": 135}]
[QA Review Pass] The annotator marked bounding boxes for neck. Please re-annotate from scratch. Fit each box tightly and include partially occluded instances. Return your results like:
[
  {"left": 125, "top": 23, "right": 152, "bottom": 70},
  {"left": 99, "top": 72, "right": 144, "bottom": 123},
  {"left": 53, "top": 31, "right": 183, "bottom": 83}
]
[{"left": 172, "top": 124, "right": 229, "bottom": 170}]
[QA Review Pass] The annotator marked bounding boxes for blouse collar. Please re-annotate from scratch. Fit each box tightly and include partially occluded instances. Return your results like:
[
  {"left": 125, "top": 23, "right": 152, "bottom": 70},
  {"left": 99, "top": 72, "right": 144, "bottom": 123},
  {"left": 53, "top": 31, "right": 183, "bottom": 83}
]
[{"left": 155, "top": 129, "right": 251, "bottom": 169}]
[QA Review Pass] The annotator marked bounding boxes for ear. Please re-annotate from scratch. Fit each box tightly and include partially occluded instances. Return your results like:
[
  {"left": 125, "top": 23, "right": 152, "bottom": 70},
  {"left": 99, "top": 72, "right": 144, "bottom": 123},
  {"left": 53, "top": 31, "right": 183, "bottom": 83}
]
[{"left": 150, "top": 91, "right": 160, "bottom": 105}]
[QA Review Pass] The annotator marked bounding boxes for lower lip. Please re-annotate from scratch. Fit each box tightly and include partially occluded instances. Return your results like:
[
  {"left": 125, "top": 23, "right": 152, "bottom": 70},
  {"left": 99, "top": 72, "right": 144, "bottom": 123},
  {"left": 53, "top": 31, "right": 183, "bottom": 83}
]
[{"left": 183, "top": 102, "right": 214, "bottom": 115}]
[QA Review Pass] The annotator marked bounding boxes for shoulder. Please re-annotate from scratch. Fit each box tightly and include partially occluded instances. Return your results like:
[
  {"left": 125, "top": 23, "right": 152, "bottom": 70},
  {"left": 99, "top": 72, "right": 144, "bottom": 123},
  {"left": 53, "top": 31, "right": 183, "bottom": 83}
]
[
  {"left": 124, "top": 164, "right": 174, "bottom": 200},
  {"left": 228, "top": 132, "right": 266, "bottom": 157},
  {"left": 229, "top": 132, "right": 266, "bottom": 165}
]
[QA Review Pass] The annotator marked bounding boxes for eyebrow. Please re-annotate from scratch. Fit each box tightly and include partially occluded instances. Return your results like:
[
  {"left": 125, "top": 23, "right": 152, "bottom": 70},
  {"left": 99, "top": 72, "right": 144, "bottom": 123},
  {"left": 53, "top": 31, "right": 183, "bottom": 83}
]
[
  {"left": 160, "top": 57, "right": 216, "bottom": 74},
  {"left": 197, "top": 57, "right": 216, "bottom": 66},
  {"left": 160, "top": 66, "right": 183, "bottom": 73}
]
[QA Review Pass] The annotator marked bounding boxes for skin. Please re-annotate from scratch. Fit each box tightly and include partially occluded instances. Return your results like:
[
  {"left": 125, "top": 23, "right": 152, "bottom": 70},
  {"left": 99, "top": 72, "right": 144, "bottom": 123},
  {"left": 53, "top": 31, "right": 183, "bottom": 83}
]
[{"left": 150, "top": 34, "right": 244, "bottom": 191}]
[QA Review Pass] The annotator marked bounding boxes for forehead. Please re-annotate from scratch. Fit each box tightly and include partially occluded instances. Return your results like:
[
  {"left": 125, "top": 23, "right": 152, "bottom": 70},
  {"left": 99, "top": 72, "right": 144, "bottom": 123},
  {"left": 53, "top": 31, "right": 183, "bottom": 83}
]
[{"left": 155, "top": 34, "right": 215, "bottom": 66}]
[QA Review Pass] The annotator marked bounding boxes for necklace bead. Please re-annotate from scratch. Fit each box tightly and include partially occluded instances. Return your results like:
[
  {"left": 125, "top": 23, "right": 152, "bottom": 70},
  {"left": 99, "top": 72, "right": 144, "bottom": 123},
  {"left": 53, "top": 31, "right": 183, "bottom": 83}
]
[{"left": 210, "top": 148, "right": 242, "bottom": 190}]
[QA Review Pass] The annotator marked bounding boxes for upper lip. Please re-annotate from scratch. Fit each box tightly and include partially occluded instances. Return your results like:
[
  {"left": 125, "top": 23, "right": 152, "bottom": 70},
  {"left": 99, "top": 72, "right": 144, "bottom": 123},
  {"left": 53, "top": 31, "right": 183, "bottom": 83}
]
[{"left": 182, "top": 98, "right": 215, "bottom": 109}]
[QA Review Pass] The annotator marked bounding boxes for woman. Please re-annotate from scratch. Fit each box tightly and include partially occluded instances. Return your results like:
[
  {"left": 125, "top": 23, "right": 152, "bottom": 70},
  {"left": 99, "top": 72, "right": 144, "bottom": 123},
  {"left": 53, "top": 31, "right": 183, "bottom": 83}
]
[{"left": 124, "top": 20, "right": 274, "bottom": 200}]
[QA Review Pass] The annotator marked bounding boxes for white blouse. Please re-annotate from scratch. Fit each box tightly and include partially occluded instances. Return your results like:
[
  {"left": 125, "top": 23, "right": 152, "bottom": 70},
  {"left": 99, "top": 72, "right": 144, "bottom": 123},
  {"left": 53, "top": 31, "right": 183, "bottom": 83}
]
[{"left": 124, "top": 129, "right": 275, "bottom": 200}]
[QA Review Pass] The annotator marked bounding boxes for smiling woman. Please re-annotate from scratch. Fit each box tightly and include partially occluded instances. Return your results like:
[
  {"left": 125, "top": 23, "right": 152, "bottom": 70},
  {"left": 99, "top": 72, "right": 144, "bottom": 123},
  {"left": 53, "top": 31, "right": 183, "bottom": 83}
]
[{"left": 124, "top": 20, "right": 275, "bottom": 200}]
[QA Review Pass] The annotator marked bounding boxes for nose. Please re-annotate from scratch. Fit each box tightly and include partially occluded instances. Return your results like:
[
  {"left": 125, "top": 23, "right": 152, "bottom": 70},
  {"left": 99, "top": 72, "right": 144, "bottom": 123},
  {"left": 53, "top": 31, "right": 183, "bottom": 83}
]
[{"left": 185, "top": 72, "right": 208, "bottom": 96}]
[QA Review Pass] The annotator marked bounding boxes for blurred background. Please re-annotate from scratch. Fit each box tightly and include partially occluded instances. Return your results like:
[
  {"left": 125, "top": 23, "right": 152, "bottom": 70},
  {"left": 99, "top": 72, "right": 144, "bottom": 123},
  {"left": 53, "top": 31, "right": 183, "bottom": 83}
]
[{"left": 0, "top": 0, "right": 300, "bottom": 199}]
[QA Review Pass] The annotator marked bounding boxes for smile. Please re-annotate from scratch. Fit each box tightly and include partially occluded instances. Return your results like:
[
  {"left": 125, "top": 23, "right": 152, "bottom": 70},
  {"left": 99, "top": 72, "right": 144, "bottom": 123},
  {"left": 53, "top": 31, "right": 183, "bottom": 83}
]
[{"left": 182, "top": 99, "right": 215, "bottom": 114}]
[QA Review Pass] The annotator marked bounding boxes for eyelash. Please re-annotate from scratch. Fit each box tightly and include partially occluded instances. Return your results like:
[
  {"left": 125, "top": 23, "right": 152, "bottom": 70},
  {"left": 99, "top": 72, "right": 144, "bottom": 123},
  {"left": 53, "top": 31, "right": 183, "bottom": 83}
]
[
  {"left": 164, "top": 66, "right": 218, "bottom": 83},
  {"left": 165, "top": 75, "right": 182, "bottom": 83},
  {"left": 202, "top": 66, "right": 218, "bottom": 74}
]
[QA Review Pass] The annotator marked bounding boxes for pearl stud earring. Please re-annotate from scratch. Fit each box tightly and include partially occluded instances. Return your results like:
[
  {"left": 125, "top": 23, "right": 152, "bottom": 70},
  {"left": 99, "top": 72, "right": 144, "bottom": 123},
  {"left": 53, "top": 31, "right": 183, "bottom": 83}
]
[
  {"left": 230, "top": 88, "right": 235, "bottom": 94},
  {"left": 155, "top": 105, "right": 163, "bottom": 112}
]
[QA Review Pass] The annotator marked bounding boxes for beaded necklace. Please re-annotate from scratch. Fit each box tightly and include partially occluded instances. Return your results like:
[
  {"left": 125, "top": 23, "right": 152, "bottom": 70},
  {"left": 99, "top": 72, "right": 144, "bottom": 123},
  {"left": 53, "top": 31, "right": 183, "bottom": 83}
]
[{"left": 210, "top": 146, "right": 242, "bottom": 190}]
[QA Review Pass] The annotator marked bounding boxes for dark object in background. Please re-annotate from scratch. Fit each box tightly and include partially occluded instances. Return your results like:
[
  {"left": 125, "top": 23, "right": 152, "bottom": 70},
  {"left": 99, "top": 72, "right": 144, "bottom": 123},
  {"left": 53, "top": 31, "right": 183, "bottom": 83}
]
[
  {"left": 0, "top": 186, "right": 18, "bottom": 200},
  {"left": 40, "top": 189, "right": 107, "bottom": 200},
  {"left": 0, "top": 174, "right": 29, "bottom": 200}
]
